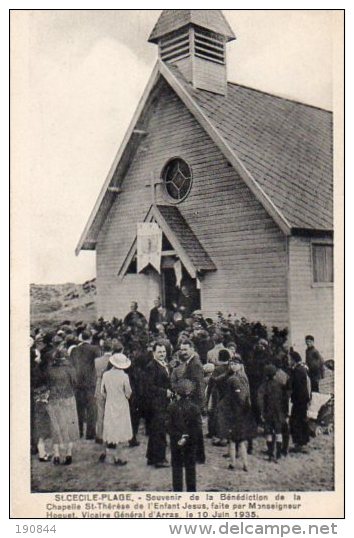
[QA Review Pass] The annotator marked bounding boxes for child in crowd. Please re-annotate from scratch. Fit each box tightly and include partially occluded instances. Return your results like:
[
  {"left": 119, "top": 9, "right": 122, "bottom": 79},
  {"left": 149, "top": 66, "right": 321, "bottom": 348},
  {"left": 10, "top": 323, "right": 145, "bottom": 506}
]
[
  {"left": 258, "top": 364, "right": 287, "bottom": 462},
  {"left": 166, "top": 379, "right": 202, "bottom": 492}
]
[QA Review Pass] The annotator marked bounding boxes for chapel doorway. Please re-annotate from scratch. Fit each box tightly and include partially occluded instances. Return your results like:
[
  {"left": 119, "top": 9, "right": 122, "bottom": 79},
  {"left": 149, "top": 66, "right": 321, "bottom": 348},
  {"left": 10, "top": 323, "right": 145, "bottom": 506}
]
[
  {"left": 161, "top": 264, "right": 201, "bottom": 315},
  {"left": 161, "top": 268, "right": 178, "bottom": 311}
]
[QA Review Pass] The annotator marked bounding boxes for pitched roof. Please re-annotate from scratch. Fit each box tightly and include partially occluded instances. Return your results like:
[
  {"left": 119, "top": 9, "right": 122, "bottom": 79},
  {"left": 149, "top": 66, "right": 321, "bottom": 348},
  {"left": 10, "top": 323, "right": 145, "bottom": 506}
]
[
  {"left": 156, "top": 205, "right": 216, "bottom": 272},
  {"left": 75, "top": 63, "right": 162, "bottom": 255},
  {"left": 76, "top": 61, "right": 333, "bottom": 254},
  {"left": 118, "top": 204, "right": 216, "bottom": 278},
  {"left": 148, "top": 10, "right": 236, "bottom": 43},
  {"left": 167, "top": 64, "right": 333, "bottom": 231}
]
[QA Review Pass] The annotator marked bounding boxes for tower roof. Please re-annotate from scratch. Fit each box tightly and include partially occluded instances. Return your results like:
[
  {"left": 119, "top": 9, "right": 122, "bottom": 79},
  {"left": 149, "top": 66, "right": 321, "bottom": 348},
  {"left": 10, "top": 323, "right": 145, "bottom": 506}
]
[{"left": 148, "top": 10, "right": 236, "bottom": 43}]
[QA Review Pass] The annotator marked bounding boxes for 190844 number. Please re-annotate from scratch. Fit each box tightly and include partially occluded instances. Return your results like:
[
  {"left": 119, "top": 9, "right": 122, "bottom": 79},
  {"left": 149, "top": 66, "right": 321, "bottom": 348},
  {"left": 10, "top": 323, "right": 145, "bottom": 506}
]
[{"left": 15, "top": 526, "right": 56, "bottom": 534}]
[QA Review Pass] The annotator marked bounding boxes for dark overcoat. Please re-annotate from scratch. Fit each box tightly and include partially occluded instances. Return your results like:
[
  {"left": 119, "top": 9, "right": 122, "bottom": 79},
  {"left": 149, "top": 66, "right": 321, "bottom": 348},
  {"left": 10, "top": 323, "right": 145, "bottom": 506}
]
[
  {"left": 70, "top": 342, "right": 101, "bottom": 388},
  {"left": 183, "top": 354, "right": 205, "bottom": 411},
  {"left": 145, "top": 359, "right": 171, "bottom": 464},
  {"left": 166, "top": 398, "right": 202, "bottom": 446},
  {"left": 258, "top": 377, "right": 287, "bottom": 430},
  {"left": 217, "top": 374, "right": 257, "bottom": 442},
  {"left": 305, "top": 347, "right": 325, "bottom": 382},
  {"left": 145, "top": 359, "right": 171, "bottom": 411}
]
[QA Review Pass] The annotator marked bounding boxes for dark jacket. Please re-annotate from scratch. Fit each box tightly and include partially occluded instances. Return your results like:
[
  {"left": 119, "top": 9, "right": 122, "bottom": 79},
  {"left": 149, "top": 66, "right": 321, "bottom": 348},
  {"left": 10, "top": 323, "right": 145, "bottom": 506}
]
[
  {"left": 291, "top": 363, "right": 311, "bottom": 406},
  {"left": 151, "top": 308, "right": 174, "bottom": 332},
  {"left": 217, "top": 374, "right": 256, "bottom": 442},
  {"left": 148, "top": 307, "right": 160, "bottom": 333},
  {"left": 183, "top": 354, "right": 205, "bottom": 411},
  {"left": 305, "top": 347, "right": 325, "bottom": 382},
  {"left": 206, "top": 363, "right": 229, "bottom": 405},
  {"left": 258, "top": 377, "right": 287, "bottom": 424},
  {"left": 124, "top": 310, "right": 147, "bottom": 328},
  {"left": 126, "top": 355, "right": 146, "bottom": 405},
  {"left": 70, "top": 342, "right": 101, "bottom": 388},
  {"left": 145, "top": 359, "right": 171, "bottom": 412},
  {"left": 47, "top": 360, "right": 77, "bottom": 401},
  {"left": 246, "top": 347, "right": 273, "bottom": 388},
  {"left": 177, "top": 292, "right": 197, "bottom": 318},
  {"left": 166, "top": 397, "right": 202, "bottom": 445},
  {"left": 30, "top": 348, "right": 48, "bottom": 391}
]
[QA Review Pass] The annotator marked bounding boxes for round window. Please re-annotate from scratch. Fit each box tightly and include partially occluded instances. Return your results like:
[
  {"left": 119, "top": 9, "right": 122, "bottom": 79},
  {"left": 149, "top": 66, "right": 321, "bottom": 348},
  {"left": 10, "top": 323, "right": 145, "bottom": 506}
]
[{"left": 162, "top": 158, "right": 192, "bottom": 203}]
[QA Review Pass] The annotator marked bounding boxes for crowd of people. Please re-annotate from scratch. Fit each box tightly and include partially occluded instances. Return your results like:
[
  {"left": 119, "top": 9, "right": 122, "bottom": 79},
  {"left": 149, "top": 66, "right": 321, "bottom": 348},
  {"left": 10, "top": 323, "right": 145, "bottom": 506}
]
[{"left": 30, "top": 296, "right": 328, "bottom": 492}]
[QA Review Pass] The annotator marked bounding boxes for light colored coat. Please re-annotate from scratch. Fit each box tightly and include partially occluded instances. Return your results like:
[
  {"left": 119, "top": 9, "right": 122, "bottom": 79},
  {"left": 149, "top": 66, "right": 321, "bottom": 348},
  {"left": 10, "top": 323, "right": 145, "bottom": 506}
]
[
  {"left": 94, "top": 353, "right": 111, "bottom": 439},
  {"left": 101, "top": 368, "right": 132, "bottom": 444}
]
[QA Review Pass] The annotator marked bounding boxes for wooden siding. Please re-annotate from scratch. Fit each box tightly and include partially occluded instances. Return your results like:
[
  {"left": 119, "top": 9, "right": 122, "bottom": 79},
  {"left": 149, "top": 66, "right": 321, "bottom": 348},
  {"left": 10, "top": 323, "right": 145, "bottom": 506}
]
[
  {"left": 172, "top": 57, "right": 193, "bottom": 85},
  {"left": 288, "top": 236, "right": 334, "bottom": 360},
  {"left": 193, "top": 55, "right": 227, "bottom": 95},
  {"left": 96, "top": 81, "right": 288, "bottom": 327},
  {"left": 96, "top": 260, "right": 160, "bottom": 320},
  {"left": 169, "top": 53, "right": 227, "bottom": 96}
]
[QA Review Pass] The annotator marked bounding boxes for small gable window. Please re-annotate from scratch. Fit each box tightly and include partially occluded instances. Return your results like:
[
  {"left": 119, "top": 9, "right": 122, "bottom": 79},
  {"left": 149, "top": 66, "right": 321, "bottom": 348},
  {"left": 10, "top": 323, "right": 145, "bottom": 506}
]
[
  {"left": 162, "top": 158, "right": 192, "bottom": 203},
  {"left": 312, "top": 244, "right": 334, "bottom": 284}
]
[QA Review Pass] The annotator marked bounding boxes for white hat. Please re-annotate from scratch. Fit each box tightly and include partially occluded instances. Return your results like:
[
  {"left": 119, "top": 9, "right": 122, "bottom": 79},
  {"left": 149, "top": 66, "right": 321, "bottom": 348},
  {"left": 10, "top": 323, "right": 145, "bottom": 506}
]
[{"left": 109, "top": 353, "right": 131, "bottom": 370}]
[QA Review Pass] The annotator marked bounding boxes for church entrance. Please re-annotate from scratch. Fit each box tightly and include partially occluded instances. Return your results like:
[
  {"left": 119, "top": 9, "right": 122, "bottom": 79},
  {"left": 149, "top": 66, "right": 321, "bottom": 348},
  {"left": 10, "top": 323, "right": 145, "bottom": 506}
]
[
  {"left": 161, "top": 268, "right": 178, "bottom": 311},
  {"left": 161, "top": 263, "right": 201, "bottom": 316}
]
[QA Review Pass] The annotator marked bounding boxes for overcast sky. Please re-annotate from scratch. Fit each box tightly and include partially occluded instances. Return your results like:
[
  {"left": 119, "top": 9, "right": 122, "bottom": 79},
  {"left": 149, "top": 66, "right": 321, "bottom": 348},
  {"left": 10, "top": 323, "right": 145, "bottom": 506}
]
[{"left": 13, "top": 10, "right": 335, "bottom": 284}]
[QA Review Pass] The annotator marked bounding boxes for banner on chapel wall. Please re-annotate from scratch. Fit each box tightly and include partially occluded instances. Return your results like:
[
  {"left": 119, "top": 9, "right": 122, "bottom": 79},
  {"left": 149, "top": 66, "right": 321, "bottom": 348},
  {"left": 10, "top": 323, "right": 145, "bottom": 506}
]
[{"left": 137, "top": 222, "right": 162, "bottom": 274}]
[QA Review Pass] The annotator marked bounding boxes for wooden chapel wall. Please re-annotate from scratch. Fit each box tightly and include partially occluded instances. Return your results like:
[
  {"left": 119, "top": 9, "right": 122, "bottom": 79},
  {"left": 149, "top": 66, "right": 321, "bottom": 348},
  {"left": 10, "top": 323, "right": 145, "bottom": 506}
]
[{"left": 96, "top": 81, "right": 289, "bottom": 328}]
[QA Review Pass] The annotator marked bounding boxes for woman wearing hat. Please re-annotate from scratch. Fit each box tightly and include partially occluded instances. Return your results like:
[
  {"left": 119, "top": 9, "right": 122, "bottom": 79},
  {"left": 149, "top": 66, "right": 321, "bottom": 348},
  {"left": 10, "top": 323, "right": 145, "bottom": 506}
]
[
  {"left": 46, "top": 343, "right": 79, "bottom": 465},
  {"left": 99, "top": 353, "right": 132, "bottom": 465}
]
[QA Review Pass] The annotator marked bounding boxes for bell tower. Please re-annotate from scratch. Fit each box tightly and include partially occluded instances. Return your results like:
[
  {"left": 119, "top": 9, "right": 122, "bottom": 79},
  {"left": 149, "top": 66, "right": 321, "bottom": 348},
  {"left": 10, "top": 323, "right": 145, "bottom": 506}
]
[{"left": 148, "top": 10, "right": 236, "bottom": 96}]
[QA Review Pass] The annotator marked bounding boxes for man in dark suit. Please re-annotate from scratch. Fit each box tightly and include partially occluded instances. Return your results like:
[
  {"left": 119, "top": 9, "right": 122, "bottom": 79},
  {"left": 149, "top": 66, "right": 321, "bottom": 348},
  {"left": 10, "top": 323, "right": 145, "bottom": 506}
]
[
  {"left": 179, "top": 339, "right": 206, "bottom": 463},
  {"left": 305, "top": 335, "right": 325, "bottom": 393},
  {"left": 148, "top": 297, "right": 162, "bottom": 333},
  {"left": 289, "top": 350, "right": 312, "bottom": 453},
  {"left": 70, "top": 330, "right": 101, "bottom": 440},
  {"left": 124, "top": 301, "right": 147, "bottom": 329},
  {"left": 145, "top": 342, "right": 172, "bottom": 468},
  {"left": 173, "top": 285, "right": 197, "bottom": 319}
]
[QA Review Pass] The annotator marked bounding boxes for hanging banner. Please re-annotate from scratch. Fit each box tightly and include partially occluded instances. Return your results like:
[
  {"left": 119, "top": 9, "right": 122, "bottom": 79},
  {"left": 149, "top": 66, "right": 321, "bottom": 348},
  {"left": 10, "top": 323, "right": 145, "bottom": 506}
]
[
  {"left": 174, "top": 259, "right": 183, "bottom": 288},
  {"left": 137, "top": 222, "right": 162, "bottom": 274}
]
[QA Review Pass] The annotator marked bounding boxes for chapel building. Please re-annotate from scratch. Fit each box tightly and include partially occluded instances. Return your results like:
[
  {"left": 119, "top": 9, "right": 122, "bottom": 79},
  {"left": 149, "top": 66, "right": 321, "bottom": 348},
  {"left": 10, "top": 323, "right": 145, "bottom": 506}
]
[{"left": 76, "top": 10, "right": 333, "bottom": 358}]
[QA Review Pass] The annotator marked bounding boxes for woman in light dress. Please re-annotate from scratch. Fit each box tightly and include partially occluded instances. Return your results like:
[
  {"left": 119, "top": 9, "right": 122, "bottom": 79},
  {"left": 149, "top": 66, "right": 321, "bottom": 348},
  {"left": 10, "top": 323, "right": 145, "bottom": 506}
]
[
  {"left": 46, "top": 345, "right": 79, "bottom": 465},
  {"left": 99, "top": 353, "right": 132, "bottom": 465},
  {"left": 94, "top": 339, "right": 113, "bottom": 444}
]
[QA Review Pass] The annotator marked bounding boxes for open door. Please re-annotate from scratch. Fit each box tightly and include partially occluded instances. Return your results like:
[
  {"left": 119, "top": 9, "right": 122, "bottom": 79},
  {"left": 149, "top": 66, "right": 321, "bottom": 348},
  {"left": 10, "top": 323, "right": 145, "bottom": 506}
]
[{"left": 161, "top": 264, "right": 200, "bottom": 315}]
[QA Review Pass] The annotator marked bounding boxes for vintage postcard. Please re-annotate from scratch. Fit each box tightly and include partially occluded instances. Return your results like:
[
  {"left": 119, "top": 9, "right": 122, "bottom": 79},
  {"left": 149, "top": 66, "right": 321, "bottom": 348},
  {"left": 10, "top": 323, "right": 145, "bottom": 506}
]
[{"left": 10, "top": 9, "right": 344, "bottom": 519}]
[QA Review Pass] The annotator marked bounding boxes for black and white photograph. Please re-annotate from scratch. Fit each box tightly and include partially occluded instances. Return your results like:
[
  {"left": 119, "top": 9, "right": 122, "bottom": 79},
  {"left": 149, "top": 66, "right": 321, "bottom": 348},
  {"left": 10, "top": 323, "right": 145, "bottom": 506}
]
[{"left": 10, "top": 8, "right": 344, "bottom": 517}]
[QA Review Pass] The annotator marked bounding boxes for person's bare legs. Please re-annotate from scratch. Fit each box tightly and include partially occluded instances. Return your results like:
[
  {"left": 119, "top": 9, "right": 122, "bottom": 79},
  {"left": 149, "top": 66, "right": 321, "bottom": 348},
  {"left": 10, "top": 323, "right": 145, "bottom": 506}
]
[
  {"left": 37, "top": 438, "right": 47, "bottom": 460},
  {"left": 239, "top": 440, "right": 248, "bottom": 472},
  {"left": 53, "top": 443, "right": 60, "bottom": 464},
  {"left": 228, "top": 441, "right": 236, "bottom": 469}
]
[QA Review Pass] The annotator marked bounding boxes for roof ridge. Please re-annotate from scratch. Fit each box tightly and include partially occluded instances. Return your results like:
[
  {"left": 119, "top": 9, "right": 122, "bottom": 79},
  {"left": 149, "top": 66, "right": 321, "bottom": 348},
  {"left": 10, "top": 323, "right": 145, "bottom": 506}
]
[
  {"left": 160, "top": 61, "right": 292, "bottom": 235},
  {"left": 227, "top": 80, "right": 332, "bottom": 114},
  {"left": 162, "top": 62, "right": 332, "bottom": 231}
]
